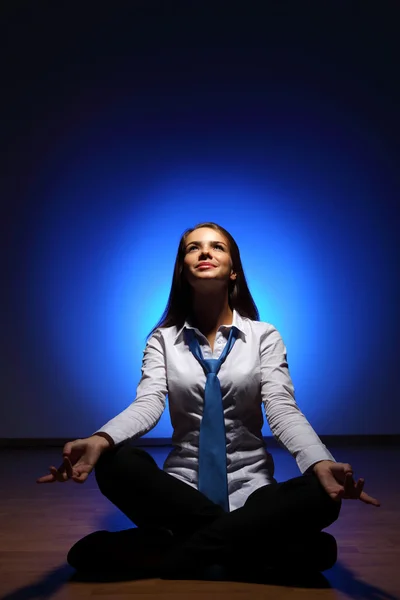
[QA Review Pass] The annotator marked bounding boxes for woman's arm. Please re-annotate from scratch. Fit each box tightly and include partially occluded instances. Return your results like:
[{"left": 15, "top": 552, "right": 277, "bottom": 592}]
[
  {"left": 260, "top": 326, "right": 380, "bottom": 506},
  {"left": 92, "top": 329, "right": 168, "bottom": 446},
  {"left": 260, "top": 325, "right": 335, "bottom": 473}
]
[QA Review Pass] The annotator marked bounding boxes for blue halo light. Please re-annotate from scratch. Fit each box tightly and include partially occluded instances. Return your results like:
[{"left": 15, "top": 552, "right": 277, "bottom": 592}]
[{"left": 29, "top": 165, "right": 389, "bottom": 435}]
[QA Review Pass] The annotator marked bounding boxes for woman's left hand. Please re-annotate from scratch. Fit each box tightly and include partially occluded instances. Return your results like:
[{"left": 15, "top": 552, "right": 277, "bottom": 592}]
[{"left": 312, "top": 460, "right": 381, "bottom": 506}]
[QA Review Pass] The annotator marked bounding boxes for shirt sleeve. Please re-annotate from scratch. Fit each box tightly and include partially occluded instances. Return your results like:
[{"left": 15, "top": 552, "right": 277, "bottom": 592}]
[
  {"left": 260, "top": 325, "right": 335, "bottom": 473},
  {"left": 92, "top": 329, "right": 168, "bottom": 446}
]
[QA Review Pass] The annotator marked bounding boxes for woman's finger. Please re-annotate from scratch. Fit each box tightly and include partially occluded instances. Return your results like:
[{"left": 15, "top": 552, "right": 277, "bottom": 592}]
[
  {"left": 63, "top": 456, "right": 74, "bottom": 478},
  {"left": 343, "top": 472, "right": 355, "bottom": 496},
  {"left": 55, "top": 461, "right": 67, "bottom": 475},
  {"left": 355, "top": 478, "right": 365, "bottom": 497},
  {"left": 52, "top": 458, "right": 76, "bottom": 482},
  {"left": 50, "top": 465, "right": 68, "bottom": 482},
  {"left": 36, "top": 473, "right": 57, "bottom": 483},
  {"left": 49, "top": 466, "right": 63, "bottom": 482},
  {"left": 360, "top": 491, "right": 381, "bottom": 507},
  {"left": 316, "top": 470, "right": 344, "bottom": 500},
  {"left": 72, "top": 471, "right": 89, "bottom": 484},
  {"left": 332, "top": 486, "right": 345, "bottom": 501}
]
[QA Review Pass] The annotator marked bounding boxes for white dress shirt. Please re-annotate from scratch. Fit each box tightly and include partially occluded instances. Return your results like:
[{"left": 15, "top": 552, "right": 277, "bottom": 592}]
[{"left": 94, "top": 309, "right": 335, "bottom": 512}]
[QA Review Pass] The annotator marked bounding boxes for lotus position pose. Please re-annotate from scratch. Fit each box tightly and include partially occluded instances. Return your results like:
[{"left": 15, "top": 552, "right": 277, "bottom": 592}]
[{"left": 37, "top": 221, "right": 380, "bottom": 581}]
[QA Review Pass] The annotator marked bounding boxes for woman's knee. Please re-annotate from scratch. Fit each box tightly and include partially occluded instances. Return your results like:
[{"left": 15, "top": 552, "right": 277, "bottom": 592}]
[
  {"left": 94, "top": 442, "right": 157, "bottom": 491},
  {"left": 272, "top": 472, "right": 341, "bottom": 530}
]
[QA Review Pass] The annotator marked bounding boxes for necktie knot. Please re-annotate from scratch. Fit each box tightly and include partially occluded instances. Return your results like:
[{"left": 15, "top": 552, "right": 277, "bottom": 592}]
[
  {"left": 204, "top": 358, "right": 220, "bottom": 374},
  {"left": 186, "top": 326, "right": 239, "bottom": 374}
]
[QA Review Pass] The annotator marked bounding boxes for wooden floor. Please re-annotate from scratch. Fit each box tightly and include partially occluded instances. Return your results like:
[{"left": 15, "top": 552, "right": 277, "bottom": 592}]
[{"left": 1, "top": 443, "right": 399, "bottom": 600}]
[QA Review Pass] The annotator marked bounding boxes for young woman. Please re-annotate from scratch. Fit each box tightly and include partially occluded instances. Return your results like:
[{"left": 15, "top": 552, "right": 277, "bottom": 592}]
[{"left": 37, "top": 221, "right": 380, "bottom": 581}]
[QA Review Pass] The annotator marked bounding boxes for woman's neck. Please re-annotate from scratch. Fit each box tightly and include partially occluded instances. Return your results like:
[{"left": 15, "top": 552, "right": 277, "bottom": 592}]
[{"left": 190, "top": 292, "right": 233, "bottom": 335}]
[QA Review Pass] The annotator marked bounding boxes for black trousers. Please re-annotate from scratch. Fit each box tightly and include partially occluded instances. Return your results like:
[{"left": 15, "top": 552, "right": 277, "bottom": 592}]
[{"left": 94, "top": 439, "right": 341, "bottom": 576}]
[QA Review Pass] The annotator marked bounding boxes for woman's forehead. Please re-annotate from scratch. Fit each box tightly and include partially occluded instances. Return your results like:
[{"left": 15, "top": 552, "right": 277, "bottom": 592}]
[{"left": 185, "top": 228, "right": 226, "bottom": 243}]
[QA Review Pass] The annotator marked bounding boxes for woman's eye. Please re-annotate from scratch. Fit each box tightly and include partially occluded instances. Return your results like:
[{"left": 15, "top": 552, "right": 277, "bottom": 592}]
[{"left": 187, "top": 244, "right": 224, "bottom": 252}]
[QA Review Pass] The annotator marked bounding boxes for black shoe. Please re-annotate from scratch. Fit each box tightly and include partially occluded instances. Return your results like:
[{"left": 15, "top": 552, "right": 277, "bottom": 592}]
[
  {"left": 67, "top": 527, "right": 174, "bottom": 574},
  {"left": 270, "top": 531, "right": 338, "bottom": 573},
  {"left": 197, "top": 533, "right": 337, "bottom": 584},
  {"left": 198, "top": 532, "right": 337, "bottom": 583},
  {"left": 300, "top": 531, "right": 338, "bottom": 572}
]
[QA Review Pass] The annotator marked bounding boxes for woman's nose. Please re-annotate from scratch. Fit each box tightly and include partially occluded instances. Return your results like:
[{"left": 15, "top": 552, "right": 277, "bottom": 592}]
[{"left": 199, "top": 249, "right": 212, "bottom": 258}]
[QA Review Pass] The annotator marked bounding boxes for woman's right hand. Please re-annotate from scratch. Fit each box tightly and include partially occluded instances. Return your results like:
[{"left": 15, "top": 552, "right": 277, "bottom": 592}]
[{"left": 36, "top": 435, "right": 112, "bottom": 484}]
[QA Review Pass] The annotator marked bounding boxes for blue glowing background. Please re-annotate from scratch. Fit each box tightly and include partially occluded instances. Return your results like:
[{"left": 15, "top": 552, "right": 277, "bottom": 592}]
[{"left": 1, "top": 7, "right": 399, "bottom": 438}]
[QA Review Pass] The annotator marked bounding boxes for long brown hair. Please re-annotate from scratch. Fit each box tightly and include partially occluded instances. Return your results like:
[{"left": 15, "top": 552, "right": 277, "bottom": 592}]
[{"left": 146, "top": 222, "right": 260, "bottom": 340}]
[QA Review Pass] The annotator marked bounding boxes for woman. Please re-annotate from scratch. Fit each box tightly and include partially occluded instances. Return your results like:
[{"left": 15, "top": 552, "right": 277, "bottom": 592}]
[{"left": 37, "top": 221, "right": 380, "bottom": 581}]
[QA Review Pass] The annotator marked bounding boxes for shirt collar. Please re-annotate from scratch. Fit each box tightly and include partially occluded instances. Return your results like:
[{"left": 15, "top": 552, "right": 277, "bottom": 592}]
[{"left": 173, "top": 308, "right": 246, "bottom": 345}]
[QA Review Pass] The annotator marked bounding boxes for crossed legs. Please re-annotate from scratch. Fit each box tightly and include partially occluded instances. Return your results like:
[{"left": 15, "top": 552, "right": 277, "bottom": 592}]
[{"left": 93, "top": 440, "right": 341, "bottom": 577}]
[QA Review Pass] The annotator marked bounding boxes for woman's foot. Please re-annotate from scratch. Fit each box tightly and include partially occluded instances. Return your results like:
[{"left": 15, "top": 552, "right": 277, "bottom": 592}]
[{"left": 67, "top": 527, "right": 174, "bottom": 574}]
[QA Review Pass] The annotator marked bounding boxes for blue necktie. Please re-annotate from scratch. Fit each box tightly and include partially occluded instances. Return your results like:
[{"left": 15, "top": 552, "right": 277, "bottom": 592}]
[{"left": 186, "top": 325, "right": 239, "bottom": 512}]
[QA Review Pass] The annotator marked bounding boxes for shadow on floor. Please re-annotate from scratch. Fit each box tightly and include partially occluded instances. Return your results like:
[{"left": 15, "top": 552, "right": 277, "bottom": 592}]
[
  {"left": 326, "top": 562, "right": 399, "bottom": 600},
  {"left": 1, "top": 561, "right": 398, "bottom": 599},
  {"left": 0, "top": 564, "right": 73, "bottom": 600}
]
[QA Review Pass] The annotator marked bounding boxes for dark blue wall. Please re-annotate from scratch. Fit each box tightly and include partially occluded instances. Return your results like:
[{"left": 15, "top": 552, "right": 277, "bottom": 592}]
[{"left": 1, "top": 4, "right": 399, "bottom": 438}]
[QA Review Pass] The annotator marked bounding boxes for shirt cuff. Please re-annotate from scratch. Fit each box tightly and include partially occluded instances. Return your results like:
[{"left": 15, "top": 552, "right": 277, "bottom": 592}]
[
  {"left": 92, "top": 426, "right": 128, "bottom": 446},
  {"left": 296, "top": 444, "right": 336, "bottom": 474}
]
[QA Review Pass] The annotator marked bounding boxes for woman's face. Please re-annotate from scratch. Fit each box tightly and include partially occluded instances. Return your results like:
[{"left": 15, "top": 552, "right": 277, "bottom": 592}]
[{"left": 182, "top": 227, "right": 236, "bottom": 292}]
